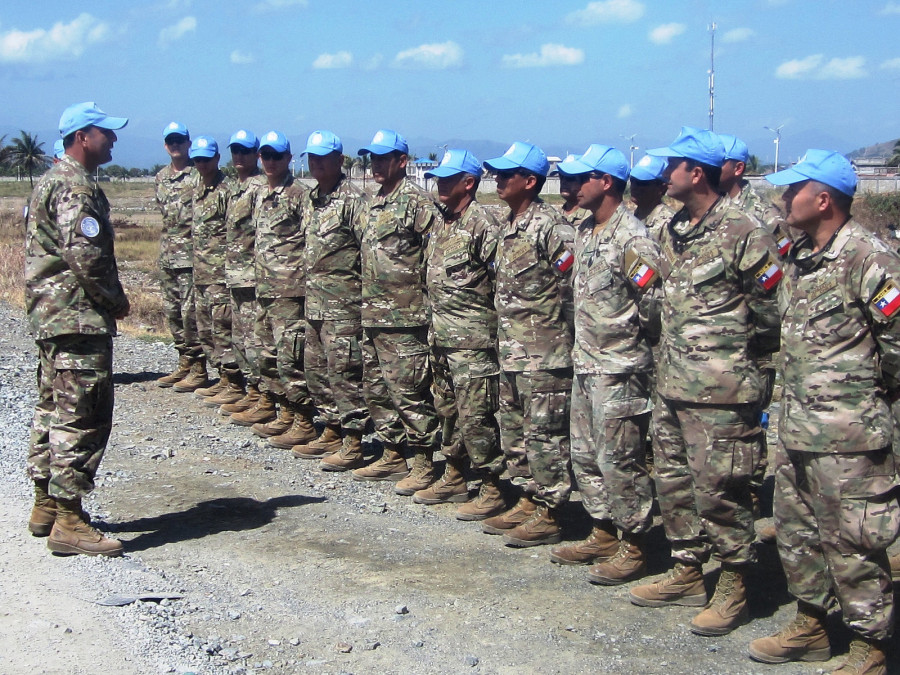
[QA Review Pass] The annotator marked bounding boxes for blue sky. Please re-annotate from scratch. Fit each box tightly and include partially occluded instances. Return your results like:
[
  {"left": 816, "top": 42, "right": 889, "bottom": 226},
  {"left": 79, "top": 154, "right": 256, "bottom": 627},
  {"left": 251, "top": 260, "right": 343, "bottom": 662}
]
[{"left": 1, "top": 0, "right": 898, "bottom": 168}]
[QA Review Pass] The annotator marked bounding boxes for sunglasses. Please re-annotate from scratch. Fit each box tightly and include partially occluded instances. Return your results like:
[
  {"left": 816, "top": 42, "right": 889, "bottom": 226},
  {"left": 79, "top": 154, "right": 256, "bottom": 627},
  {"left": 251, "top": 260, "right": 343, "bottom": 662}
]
[
  {"left": 575, "top": 171, "right": 606, "bottom": 183},
  {"left": 231, "top": 146, "right": 257, "bottom": 156},
  {"left": 260, "top": 150, "right": 285, "bottom": 161},
  {"left": 165, "top": 135, "right": 188, "bottom": 146},
  {"left": 193, "top": 156, "right": 215, "bottom": 164},
  {"left": 494, "top": 169, "right": 531, "bottom": 180}
]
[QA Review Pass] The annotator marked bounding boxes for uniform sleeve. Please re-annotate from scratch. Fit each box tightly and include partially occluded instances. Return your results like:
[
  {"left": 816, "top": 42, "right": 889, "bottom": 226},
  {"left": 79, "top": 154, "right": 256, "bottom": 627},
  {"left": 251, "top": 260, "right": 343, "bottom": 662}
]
[
  {"left": 474, "top": 210, "right": 501, "bottom": 280},
  {"left": 738, "top": 223, "right": 783, "bottom": 360},
  {"left": 860, "top": 250, "right": 900, "bottom": 392},
  {"left": 541, "top": 215, "right": 576, "bottom": 332},
  {"left": 622, "top": 234, "right": 663, "bottom": 343},
  {"left": 412, "top": 195, "right": 438, "bottom": 237}
]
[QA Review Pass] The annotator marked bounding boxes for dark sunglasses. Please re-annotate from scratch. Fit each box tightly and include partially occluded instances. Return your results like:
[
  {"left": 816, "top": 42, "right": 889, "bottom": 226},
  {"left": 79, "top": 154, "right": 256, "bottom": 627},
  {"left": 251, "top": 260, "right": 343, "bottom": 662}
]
[
  {"left": 231, "top": 146, "right": 257, "bottom": 156},
  {"left": 575, "top": 171, "right": 606, "bottom": 183},
  {"left": 165, "top": 135, "right": 189, "bottom": 145},
  {"left": 260, "top": 150, "right": 285, "bottom": 161},
  {"left": 193, "top": 156, "right": 215, "bottom": 163},
  {"left": 494, "top": 169, "right": 531, "bottom": 180}
]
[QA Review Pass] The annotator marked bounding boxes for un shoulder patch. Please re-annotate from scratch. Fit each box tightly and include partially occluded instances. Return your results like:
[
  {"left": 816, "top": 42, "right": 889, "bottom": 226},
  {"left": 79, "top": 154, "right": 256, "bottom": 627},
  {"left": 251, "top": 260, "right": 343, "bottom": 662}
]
[
  {"left": 80, "top": 217, "right": 100, "bottom": 238},
  {"left": 873, "top": 279, "right": 900, "bottom": 318}
]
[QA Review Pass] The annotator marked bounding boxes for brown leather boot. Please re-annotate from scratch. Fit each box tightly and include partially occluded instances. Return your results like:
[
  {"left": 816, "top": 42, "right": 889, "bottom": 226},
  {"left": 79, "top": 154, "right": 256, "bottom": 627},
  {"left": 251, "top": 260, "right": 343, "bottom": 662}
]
[
  {"left": 457, "top": 473, "right": 506, "bottom": 521},
  {"left": 250, "top": 400, "right": 294, "bottom": 438},
  {"left": 690, "top": 565, "right": 749, "bottom": 636},
  {"left": 172, "top": 358, "right": 210, "bottom": 393},
  {"left": 587, "top": 532, "right": 647, "bottom": 585},
  {"left": 504, "top": 504, "right": 561, "bottom": 547},
  {"left": 293, "top": 423, "right": 343, "bottom": 459},
  {"left": 205, "top": 370, "right": 246, "bottom": 407},
  {"left": 157, "top": 354, "right": 191, "bottom": 388},
  {"left": 395, "top": 451, "right": 437, "bottom": 495},
  {"left": 351, "top": 443, "right": 409, "bottom": 482},
  {"left": 269, "top": 405, "right": 318, "bottom": 448},
  {"left": 482, "top": 495, "right": 536, "bottom": 534},
  {"left": 193, "top": 370, "right": 225, "bottom": 398},
  {"left": 229, "top": 390, "right": 277, "bottom": 426},
  {"left": 630, "top": 561, "right": 708, "bottom": 607},
  {"left": 220, "top": 383, "right": 261, "bottom": 415},
  {"left": 320, "top": 431, "right": 366, "bottom": 471},
  {"left": 830, "top": 638, "right": 887, "bottom": 675},
  {"left": 29, "top": 479, "right": 56, "bottom": 537},
  {"left": 47, "top": 498, "right": 123, "bottom": 557},
  {"left": 549, "top": 522, "right": 619, "bottom": 565},
  {"left": 748, "top": 601, "right": 831, "bottom": 664},
  {"left": 413, "top": 458, "right": 469, "bottom": 504}
]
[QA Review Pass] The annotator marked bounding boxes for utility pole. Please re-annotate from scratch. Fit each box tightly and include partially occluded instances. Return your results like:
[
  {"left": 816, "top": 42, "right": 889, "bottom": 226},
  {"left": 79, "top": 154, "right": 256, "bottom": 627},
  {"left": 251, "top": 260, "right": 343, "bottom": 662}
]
[
  {"left": 708, "top": 22, "right": 716, "bottom": 131},
  {"left": 765, "top": 125, "right": 784, "bottom": 172},
  {"left": 622, "top": 134, "right": 638, "bottom": 168}
]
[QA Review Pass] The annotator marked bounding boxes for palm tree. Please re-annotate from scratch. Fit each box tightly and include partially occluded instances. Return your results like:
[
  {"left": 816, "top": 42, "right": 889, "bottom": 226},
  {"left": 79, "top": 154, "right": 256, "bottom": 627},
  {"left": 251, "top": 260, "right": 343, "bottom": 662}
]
[
  {"left": 888, "top": 140, "right": 900, "bottom": 171},
  {"left": 7, "top": 131, "right": 51, "bottom": 188},
  {"left": 342, "top": 154, "right": 354, "bottom": 177},
  {"left": 0, "top": 134, "right": 8, "bottom": 169},
  {"left": 353, "top": 155, "right": 370, "bottom": 187}
]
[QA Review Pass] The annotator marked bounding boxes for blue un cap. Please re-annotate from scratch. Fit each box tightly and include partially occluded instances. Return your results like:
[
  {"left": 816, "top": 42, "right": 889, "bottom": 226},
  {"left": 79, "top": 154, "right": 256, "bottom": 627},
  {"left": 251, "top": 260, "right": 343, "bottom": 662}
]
[
  {"left": 259, "top": 131, "right": 291, "bottom": 154},
  {"left": 163, "top": 121, "right": 189, "bottom": 140},
  {"left": 189, "top": 136, "right": 218, "bottom": 159},
  {"left": 647, "top": 126, "right": 725, "bottom": 168},
  {"left": 424, "top": 149, "right": 482, "bottom": 179},
  {"left": 59, "top": 102, "right": 128, "bottom": 138},
  {"left": 304, "top": 130, "right": 343, "bottom": 156},
  {"left": 719, "top": 134, "right": 750, "bottom": 163},
  {"left": 766, "top": 149, "right": 857, "bottom": 197},
  {"left": 53, "top": 139, "right": 65, "bottom": 160},
  {"left": 484, "top": 141, "right": 550, "bottom": 177},
  {"left": 630, "top": 155, "right": 668, "bottom": 182},
  {"left": 229, "top": 129, "right": 259, "bottom": 150},
  {"left": 358, "top": 129, "right": 408, "bottom": 156},
  {"left": 556, "top": 144, "right": 630, "bottom": 182}
]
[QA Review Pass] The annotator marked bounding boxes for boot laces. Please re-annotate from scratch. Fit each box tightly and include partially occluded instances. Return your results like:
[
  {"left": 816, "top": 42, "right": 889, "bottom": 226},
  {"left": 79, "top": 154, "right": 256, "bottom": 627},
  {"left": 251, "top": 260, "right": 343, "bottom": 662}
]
[
  {"left": 843, "top": 639, "right": 872, "bottom": 669},
  {"left": 709, "top": 570, "right": 737, "bottom": 607}
]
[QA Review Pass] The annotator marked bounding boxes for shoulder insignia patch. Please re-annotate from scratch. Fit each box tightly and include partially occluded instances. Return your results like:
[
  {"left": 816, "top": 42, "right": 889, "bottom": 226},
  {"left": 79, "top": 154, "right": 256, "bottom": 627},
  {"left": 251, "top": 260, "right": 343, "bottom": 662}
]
[
  {"left": 754, "top": 254, "right": 782, "bottom": 291},
  {"left": 777, "top": 235, "right": 792, "bottom": 256},
  {"left": 627, "top": 256, "right": 658, "bottom": 288},
  {"left": 873, "top": 279, "right": 900, "bottom": 318},
  {"left": 553, "top": 247, "right": 574, "bottom": 273},
  {"left": 80, "top": 216, "right": 100, "bottom": 238}
]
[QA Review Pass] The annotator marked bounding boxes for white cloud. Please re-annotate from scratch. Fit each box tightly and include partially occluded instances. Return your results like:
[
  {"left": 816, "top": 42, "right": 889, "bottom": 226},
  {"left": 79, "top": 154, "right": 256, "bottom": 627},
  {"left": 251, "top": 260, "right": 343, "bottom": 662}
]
[
  {"left": 818, "top": 56, "right": 866, "bottom": 79},
  {"left": 880, "top": 2, "right": 900, "bottom": 14},
  {"left": 649, "top": 23, "right": 686, "bottom": 45},
  {"left": 502, "top": 43, "right": 585, "bottom": 68},
  {"left": 881, "top": 57, "right": 900, "bottom": 69},
  {"left": 618, "top": 104, "right": 632, "bottom": 118},
  {"left": 775, "top": 54, "right": 823, "bottom": 78},
  {"left": 254, "top": 0, "right": 308, "bottom": 10},
  {"left": 312, "top": 50, "right": 352, "bottom": 69},
  {"left": 158, "top": 16, "right": 196, "bottom": 47},
  {"left": 775, "top": 54, "right": 867, "bottom": 79},
  {"left": 230, "top": 50, "right": 255, "bottom": 65},
  {"left": 0, "top": 13, "right": 110, "bottom": 63},
  {"left": 565, "top": 0, "right": 644, "bottom": 26},
  {"left": 722, "top": 27, "right": 755, "bottom": 43},
  {"left": 393, "top": 41, "right": 463, "bottom": 69}
]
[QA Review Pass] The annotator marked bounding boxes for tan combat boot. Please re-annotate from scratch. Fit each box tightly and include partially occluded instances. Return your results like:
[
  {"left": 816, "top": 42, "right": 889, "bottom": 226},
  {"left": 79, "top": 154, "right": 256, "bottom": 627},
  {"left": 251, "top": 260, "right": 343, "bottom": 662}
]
[
  {"left": 748, "top": 601, "right": 831, "bottom": 664},
  {"left": 482, "top": 495, "right": 536, "bottom": 534},
  {"left": 250, "top": 399, "right": 294, "bottom": 438},
  {"left": 172, "top": 358, "right": 210, "bottom": 393},
  {"left": 830, "top": 638, "right": 887, "bottom": 675},
  {"left": 320, "top": 431, "right": 367, "bottom": 471},
  {"left": 193, "top": 369, "right": 225, "bottom": 398},
  {"left": 630, "top": 561, "right": 708, "bottom": 607},
  {"left": 28, "top": 479, "right": 56, "bottom": 537},
  {"left": 412, "top": 457, "right": 468, "bottom": 504},
  {"left": 47, "top": 498, "right": 123, "bottom": 557},
  {"left": 229, "top": 390, "right": 277, "bottom": 426},
  {"left": 503, "top": 504, "right": 561, "bottom": 547},
  {"left": 457, "top": 473, "right": 506, "bottom": 521},
  {"left": 549, "top": 522, "right": 619, "bottom": 565},
  {"left": 395, "top": 451, "right": 437, "bottom": 495},
  {"left": 205, "top": 371, "right": 246, "bottom": 407},
  {"left": 587, "top": 532, "right": 647, "bottom": 585},
  {"left": 690, "top": 565, "right": 749, "bottom": 635},
  {"left": 220, "top": 383, "right": 261, "bottom": 416},
  {"left": 157, "top": 354, "right": 191, "bottom": 388},
  {"left": 269, "top": 405, "right": 318, "bottom": 448},
  {"left": 351, "top": 443, "right": 409, "bottom": 482},
  {"left": 293, "top": 423, "right": 343, "bottom": 459}
]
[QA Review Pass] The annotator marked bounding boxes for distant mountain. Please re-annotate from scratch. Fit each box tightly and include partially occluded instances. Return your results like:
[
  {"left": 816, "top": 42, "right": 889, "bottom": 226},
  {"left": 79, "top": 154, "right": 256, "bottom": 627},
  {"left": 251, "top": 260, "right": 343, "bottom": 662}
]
[{"left": 847, "top": 139, "right": 900, "bottom": 160}]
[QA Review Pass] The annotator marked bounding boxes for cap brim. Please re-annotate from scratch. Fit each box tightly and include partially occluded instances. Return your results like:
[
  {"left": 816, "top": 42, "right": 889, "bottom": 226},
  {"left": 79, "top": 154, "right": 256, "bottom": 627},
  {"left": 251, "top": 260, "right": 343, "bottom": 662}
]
[
  {"left": 630, "top": 169, "right": 663, "bottom": 182},
  {"left": 189, "top": 150, "right": 217, "bottom": 159},
  {"left": 484, "top": 157, "right": 520, "bottom": 171},
  {"left": 646, "top": 146, "right": 680, "bottom": 158},
  {"left": 304, "top": 147, "right": 339, "bottom": 156},
  {"left": 358, "top": 143, "right": 400, "bottom": 156},
  {"left": 229, "top": 139, "right": 257, "bottom": 149},
  {"left": 765, "top": 167, "right": 807, "bottom": 186},
  {"left": 556, "top": 158, "right": 593, "bottom": 176},
  {"left": 424, "top": 165, "right": 466, "bottom": 179},
  {"left": 259, "top": 144, "right": 289, "bottom": 153},
  {"left": 96, "top": 116, "right": 128, "bottom": 131}
]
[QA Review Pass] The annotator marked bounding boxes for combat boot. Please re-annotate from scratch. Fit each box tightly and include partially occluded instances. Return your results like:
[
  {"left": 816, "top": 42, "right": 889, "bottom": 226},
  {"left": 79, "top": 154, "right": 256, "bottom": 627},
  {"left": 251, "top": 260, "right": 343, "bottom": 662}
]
[
  {"left": 250, "top": 399, "right": 294, "bottom": 438},
  {"left": 690, "top": 565, "right": 749, "bottom": 635},
  {"left": 320, "top": 431, "right": 367, "bottom": 471},
  {"left": 205, "top": 371, "right": 246, "bottom": 407},
  {"left": 549, "top": 522, "right": 619, "bottom": 566},
  {"left": 220, "top": 383, "right": 261, "bottom": 415},
  {"left": 482, "top": 495, "right": 536, "bottom": 534},
  {"left": 830, "top": 638, "right": 887, "bottom": 675},
  {"left": 157, "top": 354, "right": 191, "bottom": 388},
  {"left": 229, "top": 390, "right": 277, "bottom": 426},
  {"left": 193, "top": 369, "right": 224, "bottom": 398},
  {"left": 587, "top": 531, "right": 647, "bottom": 585},
  {"left": 351, "top": 443, "right": 409, "bottom": 482},
  {"left": 630, "top": 561, "right": 708, "bottom": 607},
  {"left": 28, "top": 479, "right": 56, "bottom": 537},
  {"left": 504, "top": 504, "right": 561, "bottom": 547},
  {"left": 293, "top": 423, "right": 343, "bottom": 459},
  {"left": 47, "top": 498, "right": 123, "bottom": 557},
  {"left": 269, "top": 405, "right": 318, "bottom": 448},
  {"left": 395, "top": 451, "right": 437, "bottom": 495},
  {"left": 889, "top": 552, "right": 900, "bottom": 581},
  {"left": 457, "top": 473, "right": 506, "bottom": 521},
  {"left": 172, "top": 358, "right": 210, "bottom": 393},
  {"left": 412, "top": 457, "right": 469, "bottom": 504},
  {"left": 748, "top": 601, "right": 831, "bottom": 664}
]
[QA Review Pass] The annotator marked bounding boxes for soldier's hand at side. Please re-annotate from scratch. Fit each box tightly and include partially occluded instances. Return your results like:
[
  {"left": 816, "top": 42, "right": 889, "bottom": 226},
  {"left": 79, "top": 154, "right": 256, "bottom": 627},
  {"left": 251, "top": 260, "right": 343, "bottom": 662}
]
[{"left": 114, "top": 296, "right": 131, "bottom": 320}]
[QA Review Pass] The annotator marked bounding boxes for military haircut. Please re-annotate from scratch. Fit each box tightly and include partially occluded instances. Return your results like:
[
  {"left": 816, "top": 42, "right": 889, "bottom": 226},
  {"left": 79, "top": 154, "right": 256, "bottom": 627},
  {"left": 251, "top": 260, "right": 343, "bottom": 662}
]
[
  {"left": 610, "top": 175, "right": 628, "bottom": 196},
  {"left": 808, "top": 179, "right": 853, "bottom": 214},
  {"left": 683, "top": 158, "right": 721, "bottom": 190}
]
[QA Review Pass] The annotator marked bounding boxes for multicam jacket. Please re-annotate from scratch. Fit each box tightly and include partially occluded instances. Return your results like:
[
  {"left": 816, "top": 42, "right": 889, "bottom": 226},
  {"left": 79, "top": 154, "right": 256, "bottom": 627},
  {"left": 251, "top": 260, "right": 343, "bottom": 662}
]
[
  {"left": 779, "top": 220, "right": 900, "bottom": 453},
  {"left": 559, "top": 204, "right": 591, "bottom": 227},
  {"left": 25, "top": 155, "right": 128, "bottom": 339},
  {"left": 225, "top": 171, "right": 265, "bottom": 289},
  {"left": 254, "top": 174, "right": 308, "bottom": 299},
  {"left": 656, "top": 197, "right": 781, "bottom": 404},
  {"left": 155, "top": 163, "right": 196, "bottom": 270},
  {"left": 639, "top": 201, "right": 676, "bottom": 242},
  {"left": 729, "top": 180, "right": 793, "bottom": 256},
  {"left": 191, "top": 170, "right": 232, "bottom": 286}
]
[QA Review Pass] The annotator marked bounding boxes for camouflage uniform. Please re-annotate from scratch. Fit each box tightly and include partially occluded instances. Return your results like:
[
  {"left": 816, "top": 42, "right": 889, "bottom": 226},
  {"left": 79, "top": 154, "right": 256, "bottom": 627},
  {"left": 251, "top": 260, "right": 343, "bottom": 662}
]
[
  {"left": 560, "top": 204, "right": 591, "bottom": 226},
  {"left": 653, "top": 197, "right": 781, "bottom": 566},
  {"left": 25, "top": 155, "right": 128, "bottom": 499},
  {"left": 639, "top": 201, "right": 675, "bottom": 242},
  {"left": 254, "top": 174, "right": 311, "bottom": 406},
  {"left": 495, "top": 198, "right": 576, "bottom": 508},
  {"left": 426, "top": 199, "right": 502, "bottom": 473},
  {"left": 303, "top": 174, "right": 368, "bottom": 432},
  {"left": 570, "top": 204, "right": 660, "bottom": 534},
  {"left": 353, "top": 177, "right": 439, "bottom": 453},
  {"left": 156, "top": 163, "right": 201, "bottom": 359},
  {"left": 192, "top": 170, "right": 234, "bottom": 371},
  {"left": 775, "top": 220, "right": 900, "bottom": 641}
]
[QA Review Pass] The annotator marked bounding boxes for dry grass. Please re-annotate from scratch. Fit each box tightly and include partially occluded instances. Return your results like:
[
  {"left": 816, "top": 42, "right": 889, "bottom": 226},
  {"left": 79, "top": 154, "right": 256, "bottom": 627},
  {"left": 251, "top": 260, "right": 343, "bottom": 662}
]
[{"left": 0, "top": 210, "right": 25, "bottom": 308}]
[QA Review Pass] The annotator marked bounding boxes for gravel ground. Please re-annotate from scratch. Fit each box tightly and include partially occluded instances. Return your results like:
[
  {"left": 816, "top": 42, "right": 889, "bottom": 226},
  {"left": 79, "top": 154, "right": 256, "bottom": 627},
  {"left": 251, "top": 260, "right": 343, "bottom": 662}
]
[{"left": 1, "top": 301, "right": 897, "bottom": 675}]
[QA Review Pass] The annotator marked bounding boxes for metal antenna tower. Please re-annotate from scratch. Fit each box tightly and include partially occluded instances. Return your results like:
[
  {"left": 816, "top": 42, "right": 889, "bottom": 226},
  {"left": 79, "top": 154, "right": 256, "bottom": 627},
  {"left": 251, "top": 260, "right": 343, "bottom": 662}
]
[{"left": 708, "top": 22, "right": 716, "bottom": 130}]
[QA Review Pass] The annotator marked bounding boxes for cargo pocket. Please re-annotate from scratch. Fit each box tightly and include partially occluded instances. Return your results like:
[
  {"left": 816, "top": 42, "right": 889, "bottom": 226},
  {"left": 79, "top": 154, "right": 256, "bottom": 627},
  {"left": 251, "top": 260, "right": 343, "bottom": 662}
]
[{"left": 838, "top": 472, "right": 900, "bottom": 551}]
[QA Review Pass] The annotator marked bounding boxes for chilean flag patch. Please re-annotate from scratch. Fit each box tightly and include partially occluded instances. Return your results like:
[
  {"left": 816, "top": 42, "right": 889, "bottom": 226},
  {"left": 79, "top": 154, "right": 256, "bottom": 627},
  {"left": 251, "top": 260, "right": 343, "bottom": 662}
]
[
  {"left": 628, "top": 257, "right": 657, "bottom": 288},
  {"left": 874, "top": 280, "right": 900, "bottom": 318},
  {"left": 754, "top": 256, "right": 782, "bottom": 291},
  {"left": 554, "top": 248, "right": 574, "bottom": 273},
  {"left": 777, "top": 236, "right": 792, "bottom": 256}
]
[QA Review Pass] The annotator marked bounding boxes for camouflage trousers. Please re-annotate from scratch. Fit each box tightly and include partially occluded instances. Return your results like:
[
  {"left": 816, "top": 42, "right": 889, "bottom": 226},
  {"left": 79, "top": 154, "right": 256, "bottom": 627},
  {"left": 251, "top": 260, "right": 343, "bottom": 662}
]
[
  {"left": 431, "top": 346, "right": 502, "bottom": 474},
  {"left": 27, "top": 335, "right": 114, "bottom": 500},
  {"left": 361, "top": 326, "right": 438, "bottom": 453},
  {"left": 195, "top": 282, "right": 235, "bottom": 372},
  {"left": 775, "top": 446, "right": 900, "bottom": 641},
  {"left": 305, "top": 318, "right": 368, "bottom": 433},
  {"left": 652, "top": 398, "right": 762, "bottom": 566},
  {"left": 160, "top": 266, "right": 201, "bottom": 359},
  {"left": 498, "top": 368, "right": 573, "bottom": 508},
  {"left": 571, "top": 372, "right": 653, "bottom": 534},
  {"left": 230, "top": 286, "right": 260, "bottom": 385},
  {"left": 255, "top": 295, "right": 311, "bottom": 407}
]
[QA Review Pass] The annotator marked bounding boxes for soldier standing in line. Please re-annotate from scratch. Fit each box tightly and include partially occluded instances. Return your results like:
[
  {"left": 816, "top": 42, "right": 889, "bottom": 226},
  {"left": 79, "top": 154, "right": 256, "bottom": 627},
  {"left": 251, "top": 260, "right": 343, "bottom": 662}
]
[
  {"left": 629, "top": 154, "right": 674, "bottom": 241},
  {"left": 748, "top": 151, "right": 900, "bottom": 675},
  {"left": 628, "top": 127, "right": 782, "bottom": 637},
  {"left": 556, "top": 159, "right": 591, "bottom": 226},
  {"left": 479, "top": 141, "right": 576, "bottom": 548},
  {"left": 26, "top": 102, "right": 129, "bottom": 556},
  {"left": 413, "top": 149, "right": 505, "bottom": 518}
]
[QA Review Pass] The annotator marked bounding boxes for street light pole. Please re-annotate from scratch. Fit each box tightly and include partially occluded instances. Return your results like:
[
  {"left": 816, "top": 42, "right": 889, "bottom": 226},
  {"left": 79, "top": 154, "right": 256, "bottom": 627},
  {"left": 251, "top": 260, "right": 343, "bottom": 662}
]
[
  {"left": 622, "top": 134, "right": 638, "bottom": 168},
  {"left": 764, "top": 124, "right": 784, "bottom": 172}
]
